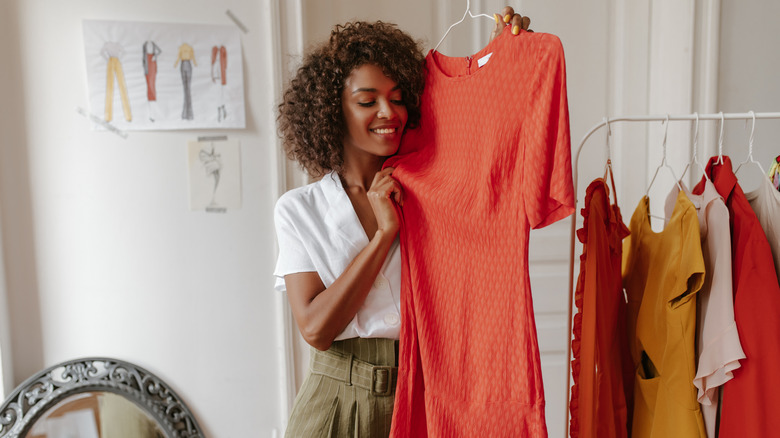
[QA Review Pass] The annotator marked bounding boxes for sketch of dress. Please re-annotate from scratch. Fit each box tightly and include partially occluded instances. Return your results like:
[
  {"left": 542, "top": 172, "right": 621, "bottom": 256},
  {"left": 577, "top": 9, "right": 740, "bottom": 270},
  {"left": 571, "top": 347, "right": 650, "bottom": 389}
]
[
  {"left": 101, "top": 41, "right": 132, "bottom": 122},
  {"left": 211, "top": 45, "right": 227, "bottom": 122},
  {"left": 142, "top": 41, "right": 161, "bottom": 122},
  {"left": 174, "top": 43, "right": 197, "bottom": 120},
  {"left": 199, "top": 143, "right": 222, "bottom": 206}
]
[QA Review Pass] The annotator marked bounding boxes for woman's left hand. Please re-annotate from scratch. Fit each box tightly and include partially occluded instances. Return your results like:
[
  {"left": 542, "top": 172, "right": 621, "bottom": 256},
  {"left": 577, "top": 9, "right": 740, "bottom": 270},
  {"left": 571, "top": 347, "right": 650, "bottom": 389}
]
[{"left": 491, "top": 6, "right": 532, "bottom": 41}]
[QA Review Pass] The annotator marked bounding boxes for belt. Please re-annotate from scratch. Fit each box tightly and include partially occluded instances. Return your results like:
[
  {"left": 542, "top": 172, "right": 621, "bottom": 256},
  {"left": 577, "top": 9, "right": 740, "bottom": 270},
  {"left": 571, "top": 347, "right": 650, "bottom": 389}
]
[{"left": 310, "top": 347, "right": 397, "bottom": 397}]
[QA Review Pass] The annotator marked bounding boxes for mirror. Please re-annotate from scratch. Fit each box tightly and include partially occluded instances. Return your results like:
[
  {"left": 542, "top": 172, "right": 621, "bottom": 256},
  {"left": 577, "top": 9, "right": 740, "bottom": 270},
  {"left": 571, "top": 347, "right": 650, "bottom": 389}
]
[
  {"left": 25, "top": 392, "right": 164, "bottom": 438},
  {"left": 0, "top": 358, "right": 204, "bottom": 438}
]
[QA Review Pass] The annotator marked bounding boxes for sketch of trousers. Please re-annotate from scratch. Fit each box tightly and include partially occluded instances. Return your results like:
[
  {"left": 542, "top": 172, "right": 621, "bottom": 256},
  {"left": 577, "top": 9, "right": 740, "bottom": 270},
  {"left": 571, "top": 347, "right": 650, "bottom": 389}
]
[
  {"left": 105, "top": 57, "right": 132, "bottom": 122},
  {"left": 180, "top": 60, "right": 194, "bottom": 120}
]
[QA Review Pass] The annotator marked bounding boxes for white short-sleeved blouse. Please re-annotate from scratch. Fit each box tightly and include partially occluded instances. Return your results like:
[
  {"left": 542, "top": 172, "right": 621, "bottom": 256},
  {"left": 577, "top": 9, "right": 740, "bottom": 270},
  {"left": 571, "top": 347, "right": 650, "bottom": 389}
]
[{"left": 273, "top": 172, "right": 402, "bottom": 340}]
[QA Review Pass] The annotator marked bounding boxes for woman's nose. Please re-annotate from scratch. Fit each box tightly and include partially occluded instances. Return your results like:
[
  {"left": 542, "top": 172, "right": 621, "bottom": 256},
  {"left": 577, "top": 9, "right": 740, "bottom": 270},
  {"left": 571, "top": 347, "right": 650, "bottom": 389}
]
[{"left": 377, "top": 99, "right": 397, "bottom": 120}]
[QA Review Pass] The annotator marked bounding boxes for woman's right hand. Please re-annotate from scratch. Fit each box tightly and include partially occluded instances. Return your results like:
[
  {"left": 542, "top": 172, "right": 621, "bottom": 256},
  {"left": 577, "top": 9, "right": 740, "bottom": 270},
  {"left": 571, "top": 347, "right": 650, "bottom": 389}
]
[
  {"left": 367, "top": 167, "right": 404, "bottom": 237},
  {"left": 491, "top": 6, "right": 532, "bottom": 41}
]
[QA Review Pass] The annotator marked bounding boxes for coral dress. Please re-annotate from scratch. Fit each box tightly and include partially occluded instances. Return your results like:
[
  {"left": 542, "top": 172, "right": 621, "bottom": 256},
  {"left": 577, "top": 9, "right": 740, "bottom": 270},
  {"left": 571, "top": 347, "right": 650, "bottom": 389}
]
[{"left": 385, "top": 27, "right": 573, "bottom": 437}]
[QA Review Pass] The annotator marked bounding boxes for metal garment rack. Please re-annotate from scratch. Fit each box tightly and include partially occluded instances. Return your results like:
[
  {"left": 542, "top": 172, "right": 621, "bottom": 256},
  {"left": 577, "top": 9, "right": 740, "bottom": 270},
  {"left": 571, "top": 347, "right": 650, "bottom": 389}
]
[{"left": 563, "top": 111, "right": 780, "bottom": 437}]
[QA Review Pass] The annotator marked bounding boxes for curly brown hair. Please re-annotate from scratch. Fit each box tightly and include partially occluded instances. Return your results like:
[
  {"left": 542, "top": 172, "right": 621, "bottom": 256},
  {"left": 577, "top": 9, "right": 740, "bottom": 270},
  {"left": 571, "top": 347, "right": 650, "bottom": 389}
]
[{"left": 278, "top": 21, "right": 425, "bottom": 177}]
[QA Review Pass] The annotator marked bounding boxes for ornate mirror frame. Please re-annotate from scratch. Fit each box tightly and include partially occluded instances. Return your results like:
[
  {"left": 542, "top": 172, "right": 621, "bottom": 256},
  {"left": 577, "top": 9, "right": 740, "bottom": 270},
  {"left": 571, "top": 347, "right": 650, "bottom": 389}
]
[{"left": 0, "top": 357, "right": 204, "bottom": 438}]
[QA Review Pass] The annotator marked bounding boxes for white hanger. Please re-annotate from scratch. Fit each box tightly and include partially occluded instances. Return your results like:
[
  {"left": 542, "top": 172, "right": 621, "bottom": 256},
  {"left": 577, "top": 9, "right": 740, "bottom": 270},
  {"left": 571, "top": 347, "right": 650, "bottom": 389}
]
[
  {"left": 646, "top": 114, "right": 684, "bottom": 197},
  {"left": 735, "top": 110, "right": 766, "bottom": 175},
  {"left": 716, "top": 111, "right": 725, "bottom": 165},
  {"left": 433, "top": 0, "right": 495, "bottom": 53},
  {"left": 602, "top": 117, "right": 614, "bottom": 176},
  {"left": 680, "top": 112, "right": 710, "bottom": 183}
]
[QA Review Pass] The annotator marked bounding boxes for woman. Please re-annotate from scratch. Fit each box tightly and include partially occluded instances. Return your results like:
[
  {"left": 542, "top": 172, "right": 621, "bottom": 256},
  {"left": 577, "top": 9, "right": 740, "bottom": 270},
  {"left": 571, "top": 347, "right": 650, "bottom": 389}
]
[{"left": 275, "top": 8, "right": 530, "bottom": 437}]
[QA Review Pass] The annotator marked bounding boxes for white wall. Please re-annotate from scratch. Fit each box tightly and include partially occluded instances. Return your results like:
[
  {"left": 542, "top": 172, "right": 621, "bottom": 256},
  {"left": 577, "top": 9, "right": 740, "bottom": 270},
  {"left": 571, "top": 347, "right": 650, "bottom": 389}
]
[
  {"left": 0, "top": 0, "right": 284, "bottom": 436},
  {"left": 718, "top": 0, "right": 780, "bottom": 192}
]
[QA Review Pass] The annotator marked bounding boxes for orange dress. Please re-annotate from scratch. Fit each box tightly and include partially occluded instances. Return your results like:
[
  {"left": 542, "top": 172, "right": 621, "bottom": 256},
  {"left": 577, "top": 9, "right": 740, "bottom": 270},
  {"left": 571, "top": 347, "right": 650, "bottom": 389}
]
[
  {"left": 569, "top": 177, "right": 632, "bottom": 438},
  {"left": 386, "top": 27, "right": 573, "bottom": 437}
]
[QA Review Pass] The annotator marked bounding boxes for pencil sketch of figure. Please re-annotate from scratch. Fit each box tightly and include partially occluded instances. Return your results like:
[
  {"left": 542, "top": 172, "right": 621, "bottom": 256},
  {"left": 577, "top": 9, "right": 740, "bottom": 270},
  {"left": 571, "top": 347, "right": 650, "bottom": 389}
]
[
  {"left": 101, "top": 41, "right": 132, "bottom": 122},
  {"left": 199, "top": 143, "right": 222, "bottom": 206},
  {"left": 174, "top": 43, "right": 197, "bottom": 120},
  {"left": 211, "top": 45, "right": 227, "bottom": 122},
  {"left": 142, "top": 40, "right": 162, "bottom": 122}
]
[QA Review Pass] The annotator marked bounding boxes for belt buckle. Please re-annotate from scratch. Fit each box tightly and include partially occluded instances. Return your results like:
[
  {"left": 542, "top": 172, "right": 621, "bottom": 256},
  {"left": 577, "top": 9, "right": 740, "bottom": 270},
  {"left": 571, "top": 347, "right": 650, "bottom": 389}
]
[{"left": 371, "top": 366, "right": 396, "bottom": 397}]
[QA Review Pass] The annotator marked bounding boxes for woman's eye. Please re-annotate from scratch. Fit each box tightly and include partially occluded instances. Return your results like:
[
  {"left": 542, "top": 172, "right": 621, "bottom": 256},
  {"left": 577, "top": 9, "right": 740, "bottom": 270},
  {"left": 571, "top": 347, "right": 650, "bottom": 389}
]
[
  {"left": 357, "top": 101, "right": 375, "bottom": 107},
  {"left": 391, "top": 100, "right": 405, "bottom": 106}
]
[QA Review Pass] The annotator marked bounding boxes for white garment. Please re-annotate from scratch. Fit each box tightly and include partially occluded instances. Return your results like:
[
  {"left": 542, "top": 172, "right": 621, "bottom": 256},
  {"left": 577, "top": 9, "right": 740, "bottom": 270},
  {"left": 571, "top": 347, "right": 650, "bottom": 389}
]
[
  {"left": 745, "top": 176, "right": 780, "bottom": 281},
  {"left": 665, "top": 181, "right": 745, "bottom": 438},
  {"left": 274, "top": 172, "right": 402, "bottom": 340}
]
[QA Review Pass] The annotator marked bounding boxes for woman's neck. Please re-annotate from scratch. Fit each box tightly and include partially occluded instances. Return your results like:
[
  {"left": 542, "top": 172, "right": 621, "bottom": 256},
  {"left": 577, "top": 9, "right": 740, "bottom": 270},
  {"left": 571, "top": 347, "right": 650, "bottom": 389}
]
[{"left": 339, "top": 157, "right": 385, "bottom": 191}]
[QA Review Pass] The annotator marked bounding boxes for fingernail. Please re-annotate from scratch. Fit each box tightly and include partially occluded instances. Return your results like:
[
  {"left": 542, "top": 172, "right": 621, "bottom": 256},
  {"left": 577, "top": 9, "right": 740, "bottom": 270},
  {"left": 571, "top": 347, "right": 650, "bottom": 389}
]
[
  {"left": 503, "top": 14, "right": 511, "bottom": 23},
  {"left": 494, "top": 14, "right": 500, "bottom": 24},
  {"left": 512, "top": 25, "right": 520, "bottom": 35}
]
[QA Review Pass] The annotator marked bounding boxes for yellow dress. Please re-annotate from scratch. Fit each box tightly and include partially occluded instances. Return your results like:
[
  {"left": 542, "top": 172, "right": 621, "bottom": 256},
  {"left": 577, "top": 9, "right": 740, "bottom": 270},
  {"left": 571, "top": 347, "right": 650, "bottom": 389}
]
[{"left": 622, "top": 191, "right": 707, "bottom": 438}]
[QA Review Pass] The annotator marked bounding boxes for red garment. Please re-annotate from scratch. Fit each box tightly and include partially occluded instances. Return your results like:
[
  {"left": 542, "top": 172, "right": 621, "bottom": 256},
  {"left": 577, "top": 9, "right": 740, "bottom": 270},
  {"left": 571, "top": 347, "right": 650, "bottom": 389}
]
[
  {"left": 693, "top": 156, "right": 780, "bottom": 437},
  {"left": 569, "top": 177, "right": 632, "bottom": 438},
  {"left": 385, "top": 27, "right": 573, "bottom": 437}
]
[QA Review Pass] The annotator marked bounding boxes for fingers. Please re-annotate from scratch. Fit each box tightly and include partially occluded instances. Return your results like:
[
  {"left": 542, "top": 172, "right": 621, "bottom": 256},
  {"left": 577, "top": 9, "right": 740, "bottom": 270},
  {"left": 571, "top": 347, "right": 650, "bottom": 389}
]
[
  {"left": 490, "top": 13, "right": 503, "bottom": 42},
  {"left": 510, "top": 14, "right": 530, "bottom": 34},
  {"left": 501, "top": 6, "right": 515, "bottom": 23},
  {"left": 499, "top": 6, "right": 532, "bottom": 35},
  {"left": 371, "top": 167, "right": 404, "bottom": 206}
]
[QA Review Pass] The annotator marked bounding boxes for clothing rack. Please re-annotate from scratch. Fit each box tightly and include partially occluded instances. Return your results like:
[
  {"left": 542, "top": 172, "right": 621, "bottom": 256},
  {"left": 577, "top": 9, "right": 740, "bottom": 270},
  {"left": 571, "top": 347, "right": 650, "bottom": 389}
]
[{"left": 564, "top": 111, "right": 780, "bottom": 437}]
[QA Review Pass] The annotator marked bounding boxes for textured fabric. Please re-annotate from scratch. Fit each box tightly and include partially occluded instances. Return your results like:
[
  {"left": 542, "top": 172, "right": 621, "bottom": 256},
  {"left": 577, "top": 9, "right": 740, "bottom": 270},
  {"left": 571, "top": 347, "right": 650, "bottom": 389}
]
[
  {"left": 665, "top": 181, "right": 744, "bottom": 438},
  {"left": 569, "top": 177, "right": 631, "bottom": 438},
  {"left": 385, "top": 26, "right": 573, "bottom": 437},
  {"left": 274, "top": 172, "right": 402, "bottom": 340},
  {"left": 692, "top": 156, "right": 780, "bottom": 438},
  {"left": 622, "top": 192, "right": 706, "bottom": 438},
  {"left": 286, "top": 338, "right": 397, "bottom": 438},
  {"left": 745, "top": 175, "right": 780, "bottom": 282}
]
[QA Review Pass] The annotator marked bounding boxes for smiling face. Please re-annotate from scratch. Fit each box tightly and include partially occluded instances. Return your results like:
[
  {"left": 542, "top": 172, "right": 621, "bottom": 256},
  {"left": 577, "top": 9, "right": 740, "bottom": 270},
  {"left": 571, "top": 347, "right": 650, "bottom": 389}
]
[{"left": 341, "top": 64, "right": 409, "bottom": 162}]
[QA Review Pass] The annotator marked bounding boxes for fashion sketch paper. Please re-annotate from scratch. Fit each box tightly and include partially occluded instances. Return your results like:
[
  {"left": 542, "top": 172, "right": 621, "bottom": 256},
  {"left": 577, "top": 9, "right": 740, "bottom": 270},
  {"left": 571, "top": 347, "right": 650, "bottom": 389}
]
[
  {"left": 187, "top": 139, "right": 242, "bottom": 211},
  {"left": 83, "top": 19, "right": 246, "bottom": 130}
]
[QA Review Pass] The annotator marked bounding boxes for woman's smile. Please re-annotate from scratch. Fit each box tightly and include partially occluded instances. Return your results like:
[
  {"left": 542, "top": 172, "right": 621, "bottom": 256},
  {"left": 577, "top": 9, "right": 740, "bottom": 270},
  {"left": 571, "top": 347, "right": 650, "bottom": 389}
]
[{"left": 341, "top": 63, "right": 409, "bottom": 159}]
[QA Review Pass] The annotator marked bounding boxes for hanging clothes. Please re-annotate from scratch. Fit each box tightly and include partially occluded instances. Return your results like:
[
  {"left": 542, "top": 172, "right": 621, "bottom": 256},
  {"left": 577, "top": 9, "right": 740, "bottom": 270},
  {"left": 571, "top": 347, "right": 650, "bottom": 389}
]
[
  {"left": 622, "top": 191, "right": 706, "bottom": 438},
  {"left": 744, "top": 175, "right": 780, "bottom": 282},
  {"left": 569, "top": 176, "right": 632, "bottom": 438},
  {"left": 692, "top": 156, "right": 780, "bottom": 438},
  {"left": 385, "top": 26, "right": 573, "bottom": 437},
  {"left": 665, "top": 181, "right": 745, "bottom": 438}
]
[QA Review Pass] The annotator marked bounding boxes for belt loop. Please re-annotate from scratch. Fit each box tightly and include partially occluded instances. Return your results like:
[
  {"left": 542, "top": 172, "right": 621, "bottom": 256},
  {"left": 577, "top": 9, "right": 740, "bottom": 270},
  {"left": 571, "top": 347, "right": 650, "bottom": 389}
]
[{"left": 345, "top": 353, "right": 354, "bottom": 386}]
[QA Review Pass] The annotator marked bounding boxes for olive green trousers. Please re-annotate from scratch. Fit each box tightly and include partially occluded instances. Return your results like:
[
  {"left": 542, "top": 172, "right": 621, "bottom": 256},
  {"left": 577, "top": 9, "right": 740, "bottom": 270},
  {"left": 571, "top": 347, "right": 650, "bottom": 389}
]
[{"left": 285, "top": 338, "right": 398, "bottom": 438}]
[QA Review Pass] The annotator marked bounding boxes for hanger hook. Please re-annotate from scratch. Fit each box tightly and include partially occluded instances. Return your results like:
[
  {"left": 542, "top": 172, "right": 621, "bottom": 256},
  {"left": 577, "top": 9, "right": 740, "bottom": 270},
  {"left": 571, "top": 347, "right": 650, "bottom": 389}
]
[
  {"left": 605, "top": 116, "right": 612, "bottom": 154},
  {"left": 716, "top": 112, "right": 725, "bottom": 165},
  {"left": 748, "top": 110, "right": 756, "bottom": 157},
  {"left": 662, "top": 114, "right": 670, "bottom": 163},
  {"left": 692, "top": 112, "right": 699, "bottom": 156}
]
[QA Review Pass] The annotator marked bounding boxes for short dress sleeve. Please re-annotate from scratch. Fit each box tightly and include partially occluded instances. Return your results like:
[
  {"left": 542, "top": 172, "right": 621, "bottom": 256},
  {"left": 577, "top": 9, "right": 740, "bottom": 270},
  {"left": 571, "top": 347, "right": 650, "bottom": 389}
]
[
  {"left": 273, "top": 192, "right": 317, "bottom": 293},
  {"left": 522, "top": 36, "right": 575, "bottom": 229}
]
